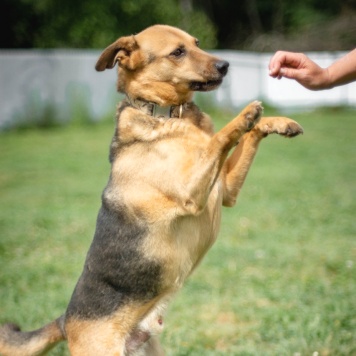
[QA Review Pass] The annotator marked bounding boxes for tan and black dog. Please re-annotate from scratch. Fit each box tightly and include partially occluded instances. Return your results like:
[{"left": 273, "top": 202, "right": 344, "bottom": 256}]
[{"left": 0, "top": 25, "right": 303, "bottom": 355}]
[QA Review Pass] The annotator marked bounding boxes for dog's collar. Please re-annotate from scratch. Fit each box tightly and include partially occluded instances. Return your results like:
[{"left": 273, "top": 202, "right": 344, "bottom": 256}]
[{"left": 126, "top": 96, "right": 186, "bottom": 119}]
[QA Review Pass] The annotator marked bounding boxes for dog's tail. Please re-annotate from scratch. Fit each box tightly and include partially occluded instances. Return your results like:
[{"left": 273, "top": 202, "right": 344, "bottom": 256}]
[{"left": 0, "top": 315, "right": 65, "bottom": 356}]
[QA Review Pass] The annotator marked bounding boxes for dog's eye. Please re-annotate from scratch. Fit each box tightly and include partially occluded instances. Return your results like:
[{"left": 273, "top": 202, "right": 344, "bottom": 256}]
[
  {"left": 195, "top": 39, "right": 200, "bottom": 47},
  {"left": 170, "top": 48, "right": 185, "bottom": 58}
]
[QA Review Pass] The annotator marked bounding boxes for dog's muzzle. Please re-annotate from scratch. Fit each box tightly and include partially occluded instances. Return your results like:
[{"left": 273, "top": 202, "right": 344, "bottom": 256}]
[{"left": 190, "top": 60, "right": 229, "bottom": 92}]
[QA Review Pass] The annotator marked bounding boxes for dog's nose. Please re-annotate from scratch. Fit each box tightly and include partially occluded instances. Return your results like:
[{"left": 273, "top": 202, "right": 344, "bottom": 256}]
[{"left": 215, "top": 60, "right": 229, "bottom": 76}]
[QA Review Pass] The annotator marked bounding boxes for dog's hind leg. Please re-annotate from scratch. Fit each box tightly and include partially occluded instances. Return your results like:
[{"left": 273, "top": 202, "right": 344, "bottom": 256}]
[
  {"left": 65, "top": 318, "right": 126, "bottom": 356},
  {"left": 222, "top": 116, "right": 303, "bottom": 207}
]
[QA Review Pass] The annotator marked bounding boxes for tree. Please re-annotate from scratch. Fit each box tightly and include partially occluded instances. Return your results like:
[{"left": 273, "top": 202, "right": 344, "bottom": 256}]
[
  {"left": 1, "top": 0, "right": 355, "bottom": 50},
  {"left": 0, "top": 0, "right": 217, "bottom": 49},
  {"left": 194, "top": 0, "right": 356, "bottom": 50}
]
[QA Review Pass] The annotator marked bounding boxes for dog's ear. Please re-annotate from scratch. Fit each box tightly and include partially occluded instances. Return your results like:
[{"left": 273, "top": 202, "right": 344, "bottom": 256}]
[{"left": 95, "top": 35, "right": 141, "bottom": 72}]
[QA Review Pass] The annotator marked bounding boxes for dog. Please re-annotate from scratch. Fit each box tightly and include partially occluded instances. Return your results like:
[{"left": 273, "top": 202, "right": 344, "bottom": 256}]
[{"left": 0, "top": 25, "right": 303, "bottom": 355}]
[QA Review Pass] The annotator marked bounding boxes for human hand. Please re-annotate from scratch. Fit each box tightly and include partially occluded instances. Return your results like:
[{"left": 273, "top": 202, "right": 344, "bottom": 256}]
[{"left": 269, "top": 51, "right": 330, "bottom": 90}]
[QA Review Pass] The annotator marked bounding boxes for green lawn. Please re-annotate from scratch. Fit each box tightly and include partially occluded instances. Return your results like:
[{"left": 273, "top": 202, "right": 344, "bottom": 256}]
[{"left": 0, "top": 106, "right": 355, "bottom": 355}]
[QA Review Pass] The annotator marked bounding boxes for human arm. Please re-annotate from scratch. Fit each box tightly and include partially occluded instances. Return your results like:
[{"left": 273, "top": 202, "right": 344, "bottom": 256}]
[{"left": 269, "top": 49, "right": 356, "bottom": 90}]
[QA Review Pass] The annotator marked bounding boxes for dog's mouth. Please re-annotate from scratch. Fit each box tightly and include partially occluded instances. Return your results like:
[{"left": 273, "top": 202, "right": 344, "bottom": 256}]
[
  {"left": 190, "top": 60, "right": 229, "bottom": 92},
  {"left": 189, "top": 79, "right": 223, "bottom": 92}
]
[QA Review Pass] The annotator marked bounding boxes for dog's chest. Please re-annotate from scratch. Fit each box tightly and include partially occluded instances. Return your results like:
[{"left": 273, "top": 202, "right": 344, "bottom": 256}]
[{"left": 110, "top": 118, "right": 223, "bottom": 286}]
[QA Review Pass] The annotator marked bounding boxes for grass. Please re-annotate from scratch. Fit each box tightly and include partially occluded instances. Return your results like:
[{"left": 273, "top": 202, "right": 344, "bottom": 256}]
[{"left": 0, "top": 106, "right": 355, "bottom": 355}]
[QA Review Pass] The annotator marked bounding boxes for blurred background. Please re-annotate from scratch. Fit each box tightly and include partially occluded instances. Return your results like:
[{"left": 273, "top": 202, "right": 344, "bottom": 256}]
[
  {"left": 0, "top": 0, "right": 355, "bottom": 129},
  {"left": 2, "top": 0, "right": 355, "bottom": 51},
  {"left": 0, "top": 2, "right": 355, "bottom": 355}
]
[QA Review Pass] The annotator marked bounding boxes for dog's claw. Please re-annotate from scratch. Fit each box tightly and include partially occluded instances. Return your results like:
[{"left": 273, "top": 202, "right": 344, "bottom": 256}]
[
  {"left": 281, "top": 122, "right": 304, "bottom": 137},
  {"left": 243, "top": 100, "right": 263, "bottom": 131}
]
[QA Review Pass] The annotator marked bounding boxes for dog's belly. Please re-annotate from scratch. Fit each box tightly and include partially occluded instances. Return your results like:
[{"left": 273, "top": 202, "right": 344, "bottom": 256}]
[{"left": 142, "top": 180, "right": 223, "bottom": 291}]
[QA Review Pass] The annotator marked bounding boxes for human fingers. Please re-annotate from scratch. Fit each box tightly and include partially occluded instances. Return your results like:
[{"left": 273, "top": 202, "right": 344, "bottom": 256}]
[
  {"left": 269, "top": 51, "right": 304, "bottom": 78},
  {"left": 268, "top": 52, "right": 283, "bottom": 77}
]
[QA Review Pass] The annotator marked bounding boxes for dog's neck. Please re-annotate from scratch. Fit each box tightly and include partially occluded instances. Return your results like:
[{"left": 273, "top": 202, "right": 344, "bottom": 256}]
[{"left": 126, "top": 96, "right": 186, "bottom": 119}]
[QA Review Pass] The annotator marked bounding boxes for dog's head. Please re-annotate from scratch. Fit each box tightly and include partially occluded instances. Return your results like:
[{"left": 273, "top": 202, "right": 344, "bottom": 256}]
[{"left": 95, "top": 25, "right": 229, "bottom": 106}]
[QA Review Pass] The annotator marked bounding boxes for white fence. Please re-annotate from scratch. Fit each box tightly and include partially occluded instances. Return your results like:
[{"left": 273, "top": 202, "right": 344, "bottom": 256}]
[{"left": 0, "top": 49, "right": 355, "bottom": 129}]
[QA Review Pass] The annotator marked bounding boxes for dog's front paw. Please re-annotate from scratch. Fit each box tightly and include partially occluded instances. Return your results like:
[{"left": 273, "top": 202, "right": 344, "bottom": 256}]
[
  {"left": 255, "top": 117, "right": 303, "bottom": 138},
  {"left": 241, "top": 101, "right": 263, "bottom": 131}
]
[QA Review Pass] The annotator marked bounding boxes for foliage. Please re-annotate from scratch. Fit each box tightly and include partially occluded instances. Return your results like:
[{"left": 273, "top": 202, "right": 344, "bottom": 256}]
[
  {"left": 1, "top": 0, "right": 354, "bottom": 50},
  {"left": 194, "top": 0, "right": 356, "bottom": 50},
  {"left": 0, "top": 107, "right": 355, "bottom": 355},
  {"left": 0, "top": 0, "right": 216, "bottom": 49}
]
